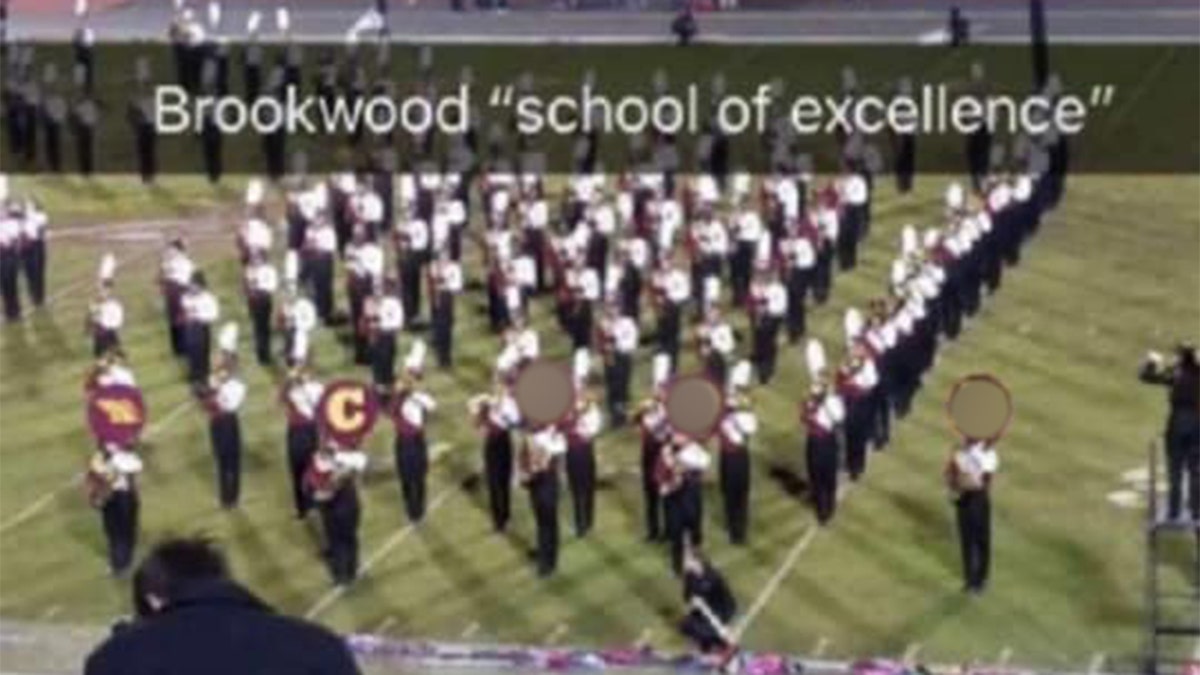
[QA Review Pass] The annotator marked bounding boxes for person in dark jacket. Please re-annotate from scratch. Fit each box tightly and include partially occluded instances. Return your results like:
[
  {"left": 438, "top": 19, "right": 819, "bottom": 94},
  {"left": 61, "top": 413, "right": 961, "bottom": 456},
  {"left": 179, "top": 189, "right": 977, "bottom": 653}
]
[
  {"left": 84, "top": 537, "right": 361, "bottom": 675},
  {"left": 1140, "top": 343, "right": 1200, "bottom": 522}
]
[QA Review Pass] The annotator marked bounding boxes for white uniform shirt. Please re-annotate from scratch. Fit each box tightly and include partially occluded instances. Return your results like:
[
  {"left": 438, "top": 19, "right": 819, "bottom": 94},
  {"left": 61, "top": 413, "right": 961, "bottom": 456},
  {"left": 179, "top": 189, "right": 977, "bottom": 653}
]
[
  {"left": 288, "top": 297, "right": 318, "bottom": 333},
  {"left": 721, "top": 410, "right": 759, "bottom": 446},
  {"left": 0, "top": 217, "right": 19, "bottom": 248},
  {"left": 839, "top": 174, "right": 869, "bottom": 206},
  {"left": 163, "top": 253, "right": 195, "bottom": 287},
  {"left": 664, "top": 269, "right": 691, "bottom": 304},
  {"left": 215, "top": 378, "right": 247, "bottom": 413},
  {"left": 708, "top": 323, "right": 735, "bottom": 355},
  {"left": 613, "top": 317, "right": 639, "bottom": 353},
  {"left": 94, "top": 299, "right": 124, "bottom": 330},
  {"left": 678, "top": 442, "right": 711, "bottom": 472},
  {"left": 436, "top": 263, "right": 464, "bottom": 293},
  {"left": 812, "top": 392, "right": 846, "bottom": 430},
  {"left": 377, "top": 296, "right": 405, "bottom": 332},
  {"left": 400, "top": 391, "right": 437, "bottom": 428},
  {"left": 188, "top": 291, "right": 220, "bottom": 323},
  {"left": 247, "top": 264, "right": 279, "bottom": 294},
  {"left": 97, "top": 365, "right": 137, "bottom": 388},
  {"left": 764, "top": 283, "right": 788, "bottom": 317},
  {"left": 242, "top": 218, "right": 273, "bottom": 253},
  {"left": 488, "top": 394, "right": 522, "bottom": 429},
  {"left": 784, "top": 236, "right": 816, "bottom": 269},
  {"left": 573, "top": 404, "right": 603, "bottom": 441},
  {"left": 289, "top": 381, "right": 325, "bottom": 420},
  {"left": 308, "top": 226, "right": 337, "bottom": 254}
]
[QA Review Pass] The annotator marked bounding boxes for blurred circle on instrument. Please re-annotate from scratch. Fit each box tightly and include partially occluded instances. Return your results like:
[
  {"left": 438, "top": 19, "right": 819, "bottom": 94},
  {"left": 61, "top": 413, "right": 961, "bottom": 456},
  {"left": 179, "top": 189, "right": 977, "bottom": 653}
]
[
  {"left": 318, "top": 380, "right": 380, "bottom": 448},
  {"left": 513, "top": 359, "right": 576, "bottom": 429},
  {"left": 87, "top": 384, "right": 147, "bottom": 447},
  {"left": 947, "top": 373, "right": 1013, "bottom": 443},
  {"left": 664, "top": 374, "right": 725, "bottom": 441}
]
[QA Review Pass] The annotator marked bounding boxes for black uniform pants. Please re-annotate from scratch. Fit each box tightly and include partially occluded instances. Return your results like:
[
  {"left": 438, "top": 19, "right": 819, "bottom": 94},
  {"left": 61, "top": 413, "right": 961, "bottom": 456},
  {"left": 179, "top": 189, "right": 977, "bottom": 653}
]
[
  {"left": 680, "top": 609, "right": 729, "bottom": 653},
  {"left": 658, "top": 305, "right": 681, "bottom": 367},
  {"left": 786, "top": 268, "right": 811, "bottom": 341},
  {"left": 395, "top": 433, "right": 429, "bottom": 522},
  {"left": 813, "top": 247, "right": 833, "bottom": 305},
  {"left": 844, "top": 397, "right": 872, "bottom": 481},
  {"left": 753, "top": 317, "right": 781, "bottom": 384},
  {"left": 606, "top": 353, "right": 632, "bottom": 427},
  {"left": 566, "top": 444, "right": 596, "bottom": 537},
  {"left": 807, "top": 433, "right": 839, "bottom": 525},
  {"left": 21, "top": 240, "right": 45, "bottom": 306},
  {"left": 320, "top": 486, "right": 361, "bottom": 584},
  {"left": 955, "top": 490, "right": 991, "bottom": 590},
  {"left": 528, "top": 470, "right": 560, "bottom": 577},
  {"left": 432, "top": 294, "right": 455, "bottom": 368},
  {"left": 837, "top": 207, "right": 864, "bottom": 271},
  {"left": 249, "top": 295, "right": 273, "bottom": 365},
  {"left": 641, "top": 437, "right": 663, "bottom": 540},
  {"left": 666, "top": 479, "right": 703, "bottom": 574},
  {"left": 93, "top": 329, "right": 119, "bottom": 358},
  {"left": 165, "top": 291, "right": 185, "bottom": 356},
  {"left": 720, "top": 449, "right": 750, "bottom": 545},
  {"left": 0, "top": 249, "right": 21, "bottom": 320},
  {"left": 210, "top": 413, "right": 242, "bottom": 508},
  {"left": 185, "top": 323, "right": 211, "bottom": 386},
  {"left": 372, "top": 332, "right": 397, "bottom": 391},
  {"left": 287, "top": 423, "right": 318, "bottom": 517},
  {"left": 101, "top": 490, "right": 139, "bottom": 574},
  {"left": 401, "top": 255, "right": 423, "bottom": 321},
  {"left": 310, "top": 255, "right": 335, "bottom": 323},
  {"left": 484, "top": 431, "right": 513, "bottom": 531},
  {"left": 1165, "top": 412, "right": 1200, "bottom": 520}
]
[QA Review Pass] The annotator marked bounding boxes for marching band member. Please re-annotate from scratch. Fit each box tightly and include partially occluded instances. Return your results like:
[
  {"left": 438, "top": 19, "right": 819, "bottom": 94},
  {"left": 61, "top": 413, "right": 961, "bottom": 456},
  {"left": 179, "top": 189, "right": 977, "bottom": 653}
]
[
  {"left": 944, "top": 439, "right": 999, "bottom": 593},
  {"left": 368, "top": 279, "right": 405, "bottom": 399},
  {"left": 565, "top": 389, "right": 602, "bottom": 538},
  {"left": 836, "top": 320, "right": 879, "bottom": 482},
  {"left": 635, "top": 355, "right": 673, "bottom": 541},
  {"left": 305, "top": 441, "right": 367, "bottom": 586},
  {"left": 281, "top": 367, "right": 323, "bottom": 518},
  {"left": 345, "top": 226, "right": 384, "bottom": 365},
  {"left": 390, "top": 341, "right": 436, "bottom": 523},
  {"left": 181, "top": 272, "right": 219, "bottom": 388},
  {"left": 661, "top": 434, "right": 711, "bottom": 574},
  {"left": 1140, "top": 344, "right": 1200, "bottom": 522},
  {"left": 86, "top": 442, "right": 143, "bottom": 575},
  {"left": 159, "top": 239, "right": 194, "bottom": 356},
  {"left": 303, "top": 218, "right": 337, "bottom": 324},
  {"left": 243, "top": 251, "right": 277, "bottom": 365},
  {"left": 569, "top": 263, "right": 601, "bottom": 350},
  {"left": 279, "top": 268, "right": 317, "bottom": 369},
  {"left": 469, "top": 386, "right": 522, "bottom": 532},
  {"left": 811, "top": 188, "right": 838, "bottom": 304},
  {"left": 396, "top": 215, "right": 430, "bottom": 323},
  {"left": 780, "top": 218, "right": 817, "bottom": 343},
  {"left": 654, "top": 261, "right": 691, "bottom": 370},
  {"left": 88, "top": 254, "right": 123, "bottom": 357},
  {"left": 863, "top": 299, "right": 897, "bottom": 450},
  {"left": 18, "top": 197, "right": 47, "bottom": 307},
  {"left": 836, "top": 165, "right": 869, "bottom": 271},
  {"left": 728, "top": 203, "right": 762, "bottom": 306},
  {"left": 616, "top": 235, "right": 650, "bottom": 324},
  {"left": 0, "top": 202, "right": 23, "bottom": 320},
  {"left": 749, "top": 270, "right": 787, "bottom": 384},
  {"left": 600, "top": 304, "right": 638, "bottom": 427},
  {"left": 428, "top": 251, "right": 462, "bottom": 369},
  {"left": 802, "top": 339, "right": 845, "bottom": 526},
  {"left": 698, "top": 306, "right": 735, "bottom": 389},
  {"left": 203, "top": 357, "right": 246, "bottom": 509},
  {"left": 521, "top": 424, "right": 567, "bottom": 577},
  {"left": 717, "top": 391, "right": 758, "bottom": 545}
]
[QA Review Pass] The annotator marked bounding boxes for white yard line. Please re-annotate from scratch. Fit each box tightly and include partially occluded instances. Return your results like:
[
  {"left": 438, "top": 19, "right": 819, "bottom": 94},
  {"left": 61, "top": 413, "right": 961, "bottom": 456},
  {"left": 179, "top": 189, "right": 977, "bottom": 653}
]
[
  {"left": 812, "top": 636, "right": 830, "bottom": 657},
  {"left": 460, "top": 621, "right": 480, "bottom": 639},
  {"left": 732, "top": 485, "right": 854, "bottom": 642},
  {"left": 372, "top": 616, "right": 397, "bottom": 634},
  {"left": 1087, "top": 652, "right": 1106, "bottom": 674},
  {"left": 902, "top": 643, "right": 923, "bottom": 663},
  {"left": 998, "top": 647, "right": 1014, "bottom": 666},
  {"left": 304, "top": 490, "right": 453, "bottom": 620},
  {"left": 0, "top": 397, "right": 194, "bottom": 534},
  {"left": 19, "top": 245, "right": 162, "bottom": 319},
  {"left": 543, "top": 623, "right": 570, "bottom": 645}
]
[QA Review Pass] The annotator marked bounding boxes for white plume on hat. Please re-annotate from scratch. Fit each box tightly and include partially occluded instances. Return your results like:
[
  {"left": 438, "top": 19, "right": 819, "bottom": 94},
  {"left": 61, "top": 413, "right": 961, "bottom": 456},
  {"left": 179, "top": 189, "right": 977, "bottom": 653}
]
[
  {"left": 901, "top": 224, "right": 918, "bottom": 257},
  {"left": 844, "top": 308, "right": 865, "bottom": 345},
  {"left": 945, "top": 182, "right": 965, "bottom": 210},
  {"left": 729, "top": 360, "right": 752, "bottom": 393},
  {"left": 805, "top": 338, "right": 827, "bottom": 380},
  {"left": 207, "top": 0, "right": 221, "bottom": 30},
  {"left": 573, "top": 348, "right": 591, "bottom": 386},
  {"left": 98, "top": 252, "right": 117, "bottom": 283},
  {"left": 284, "top": 250, "right": 299, "bottom": 284},
  {"left": 245, "top": 178, "right": 265, "bottom": 207},
  {"left": 652, "top": 353, "right": 671, "bottom": 389},
  {"left": 246, "top": 10, "right": 262, "bottom": 36},
  {"left": 218, "top": 322, "right": 239, "bottom": 353},
  {"left": 404, "top": 339, "right": 427, "bottom": 375},
  {"left": 275, "top": 6, "right": 290, "bottom": 34},
  {"left": 890, "top": 259, "right": 908, "bottom": 288},
  {"left": 703, "top": 277, "right": 721, "bottom": 306},
  {"left": 923, "top": 227, "right": 941, "bottom": 248},
  {"left": 0, "top": 174, "right": 11, "bottom": 202},
  {"left": 290, "top": 330, "right": 309, "bottom": 363}
]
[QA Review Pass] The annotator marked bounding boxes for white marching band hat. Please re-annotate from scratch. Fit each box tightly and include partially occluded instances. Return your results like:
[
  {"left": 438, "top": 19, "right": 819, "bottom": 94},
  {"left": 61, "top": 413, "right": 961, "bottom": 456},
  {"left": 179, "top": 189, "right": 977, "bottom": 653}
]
[
  {"left": 283, "top": 250, "right": 299, "bottom": 285},
  {"left": 218, "top": 322, "right": 239, "bottom": 353},
  {"left": 901, "top": 225, "right": 918, "bottom": 257},
  {"left": 404, "top": 339, "right": 427, "bottom": 376},
  {"left": 805, "top": 338, "right": 827, "bottom": 381},
  {"left": 573, "top": 348, "right": 591, "bottom": 387},
  {"left": 98, "top": 252, "right": 117, "bottom": 284},
  {"left": 844, "top": 307, "right": 865, "bottom": 345},
  {"left": 652, "top": 353, "right": 671, "bottom": 390},
  {"left": 245, "top": 179, "right": 265, "bottom": 207},
  {"left": 729, "top": 360, "right": 753, "bottom": 394}
]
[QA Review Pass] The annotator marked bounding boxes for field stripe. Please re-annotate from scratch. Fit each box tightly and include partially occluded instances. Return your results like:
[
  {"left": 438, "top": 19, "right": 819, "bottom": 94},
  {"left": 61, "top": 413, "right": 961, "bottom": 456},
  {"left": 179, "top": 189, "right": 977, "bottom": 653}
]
[
  {"left": 731, "top": 523, "right": 819, "bottom": 642},
  {"left": 19, "top": 244, "right": 162, "bottom": 319},
  {"left": 0, "top": 397, "right": 194, "bottom": 534},
  {"left": 304, "top": 490, "right": 454, "bottom": 620}
]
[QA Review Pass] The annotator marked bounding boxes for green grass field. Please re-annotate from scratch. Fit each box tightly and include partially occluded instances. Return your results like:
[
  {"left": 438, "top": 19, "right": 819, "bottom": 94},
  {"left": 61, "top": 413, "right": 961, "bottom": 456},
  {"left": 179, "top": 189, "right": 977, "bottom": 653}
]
[{"left": 0, "top": 173, "right": 1197, "bottom": 674}]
